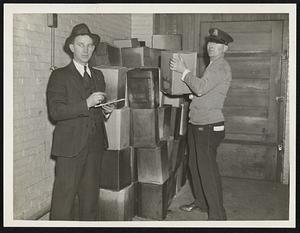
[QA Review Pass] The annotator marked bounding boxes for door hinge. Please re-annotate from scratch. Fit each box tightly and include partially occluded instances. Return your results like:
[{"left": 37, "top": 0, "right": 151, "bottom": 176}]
[
  {"left": 277, "top": 143, "right": 284, "bottom": 152},
  {"left": 281, "top": 50, "right": 289, "bottom": 60},
  {"left": 275, "top": 96, "right": 285, "bottom": 103}
]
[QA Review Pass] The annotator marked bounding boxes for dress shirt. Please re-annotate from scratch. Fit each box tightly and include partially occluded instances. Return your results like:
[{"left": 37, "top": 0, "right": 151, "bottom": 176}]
[{"left": 73, "top": 59, "right": 91, "bottom": 77}]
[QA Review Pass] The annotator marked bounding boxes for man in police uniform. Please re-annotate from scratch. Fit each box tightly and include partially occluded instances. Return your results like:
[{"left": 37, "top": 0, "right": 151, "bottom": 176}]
[{"left": 169, "top": 28, "right": 233, "bottom": 220}]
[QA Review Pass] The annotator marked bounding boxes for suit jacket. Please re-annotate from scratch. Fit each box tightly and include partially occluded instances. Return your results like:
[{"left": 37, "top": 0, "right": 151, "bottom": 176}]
[{"left": 47, "top": 61, "right": 108, "bottom": 157}]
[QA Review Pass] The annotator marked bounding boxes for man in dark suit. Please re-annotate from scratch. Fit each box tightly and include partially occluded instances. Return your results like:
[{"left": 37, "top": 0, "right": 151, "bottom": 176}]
[{"left": 47, "top": 23, "right": 113, "bottom": 220}]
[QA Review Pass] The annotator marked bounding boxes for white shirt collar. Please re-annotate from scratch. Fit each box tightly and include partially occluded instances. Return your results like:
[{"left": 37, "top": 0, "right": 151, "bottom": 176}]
[{"left": 73, "top": 59, "right": 91, "bottom": 77}]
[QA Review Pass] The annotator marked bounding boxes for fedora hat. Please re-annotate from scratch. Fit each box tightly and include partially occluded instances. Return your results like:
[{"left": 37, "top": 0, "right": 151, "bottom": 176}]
[{"left": 64, "top": 23, "right": 100, "bottom": 56}]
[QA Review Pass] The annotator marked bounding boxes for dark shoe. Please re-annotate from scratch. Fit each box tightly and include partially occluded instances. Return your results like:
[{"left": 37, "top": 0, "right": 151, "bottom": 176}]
[
  {"left": 208, "top": 213, "right": 227, "bottom": 221},
  {"left": 179, "top": 202, "right": 207, "bottom": 213}
]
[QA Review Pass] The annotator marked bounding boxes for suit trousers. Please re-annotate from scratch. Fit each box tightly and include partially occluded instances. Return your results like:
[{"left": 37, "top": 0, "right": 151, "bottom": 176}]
[
  {"left": 187, "top": 122, "right": 226, "bottom": 220},
  {"left": 50, "top": 139, "right": 103, "bottom": 221}
]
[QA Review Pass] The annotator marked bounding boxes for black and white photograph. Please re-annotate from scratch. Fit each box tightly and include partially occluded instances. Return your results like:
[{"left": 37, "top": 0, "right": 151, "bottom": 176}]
[{"left": 3, "top": 3, "right": 296, "bottom": 228}]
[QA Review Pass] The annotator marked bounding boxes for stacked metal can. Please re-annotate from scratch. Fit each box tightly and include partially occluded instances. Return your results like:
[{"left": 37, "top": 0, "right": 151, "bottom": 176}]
[{"left": 89, "top": 35, "right": 196, "bottom": 221}]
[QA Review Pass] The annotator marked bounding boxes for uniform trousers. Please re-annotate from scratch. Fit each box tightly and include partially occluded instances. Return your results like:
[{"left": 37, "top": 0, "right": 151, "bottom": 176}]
[
  {"left": 187, "top": 122, "right": 226, "bottom": 220},
  {"left": 50, "top": 136, "right": 103, "bottom": 221}
]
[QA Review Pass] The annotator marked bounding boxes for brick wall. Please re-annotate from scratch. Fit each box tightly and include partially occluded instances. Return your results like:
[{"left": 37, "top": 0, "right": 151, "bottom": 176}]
[
  {"left": 131, "top": 14, "right": 154, "bottom": 47},
  {"left": 13, "top": 13, "right": 131, "bottom": 220}
]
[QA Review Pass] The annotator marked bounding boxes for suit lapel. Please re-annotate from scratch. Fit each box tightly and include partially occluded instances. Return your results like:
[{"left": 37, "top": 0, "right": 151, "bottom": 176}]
[
  {"left": 67, "top": 62, "right": 86, "bottom": 99},
  {"left": 90, "top": 66, "right": 101, "bottom": 92}
]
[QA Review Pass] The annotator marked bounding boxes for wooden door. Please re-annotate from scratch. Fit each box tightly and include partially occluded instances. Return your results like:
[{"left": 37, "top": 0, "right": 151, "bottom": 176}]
[{"left": 199, "top": 21, "right": 284, "bottom": 181}]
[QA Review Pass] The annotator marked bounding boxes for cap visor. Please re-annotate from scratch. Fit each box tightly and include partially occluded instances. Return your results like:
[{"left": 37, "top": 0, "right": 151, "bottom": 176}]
[{"left": 206, "top": 36, "right": 226, "bottom": 44}]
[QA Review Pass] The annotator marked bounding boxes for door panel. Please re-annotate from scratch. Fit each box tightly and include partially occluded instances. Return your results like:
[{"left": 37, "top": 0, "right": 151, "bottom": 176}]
[
  {"left": 223, "top": 106, "right": 268, "bottom": 118},
  {"left": 230, "top": 79, "right": 269, "bottom": 91},
  {"left": 227, "top": 32, "right": 272, "bottom": 51},
  {"left": 225, "top": 116, "right": 268, "bottom": 135},
  {"left": 225, "top": 92, "right": 268, "bottom": 108},
  {"left": 228, "top": 56, "right": 271, "bottom": 79},
  {"left": 218, "top": 143, "right": 277, "bottom": 181}
]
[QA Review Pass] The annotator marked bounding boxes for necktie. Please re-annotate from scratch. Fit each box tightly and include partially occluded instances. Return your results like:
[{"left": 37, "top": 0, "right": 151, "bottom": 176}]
[{"left": 83, "top": 65, "right": 91, "bottom": 88}]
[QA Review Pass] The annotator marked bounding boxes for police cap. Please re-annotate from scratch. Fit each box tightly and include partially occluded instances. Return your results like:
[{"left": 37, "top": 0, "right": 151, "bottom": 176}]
[{"left": 207, "top": 28, "right": 233, "bottom": 45}]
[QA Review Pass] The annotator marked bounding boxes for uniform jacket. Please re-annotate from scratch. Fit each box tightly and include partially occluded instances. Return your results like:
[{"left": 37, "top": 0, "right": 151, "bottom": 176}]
[
  {"left": 183, "top": 56, "right": 232, "bottom": 125},
  {"left": 47, "top": 61, "right": 108, "bottom": 157}
]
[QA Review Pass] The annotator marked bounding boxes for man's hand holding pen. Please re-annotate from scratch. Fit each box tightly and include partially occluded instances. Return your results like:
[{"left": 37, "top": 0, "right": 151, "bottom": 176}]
[{"left": 86, "top": 91, "right": 107, "bottom": 109}]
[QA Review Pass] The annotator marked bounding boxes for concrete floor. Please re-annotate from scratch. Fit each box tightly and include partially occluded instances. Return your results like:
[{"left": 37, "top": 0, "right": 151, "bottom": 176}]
[
  {"left": 133, "top": 177, "right": 289, "bottom": 221},
  {"left": 40, "top": 176, "right": 289, "bottom": 221},
  {"left": 166, "top": 177, "right": 289, "bottom": 221}
]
